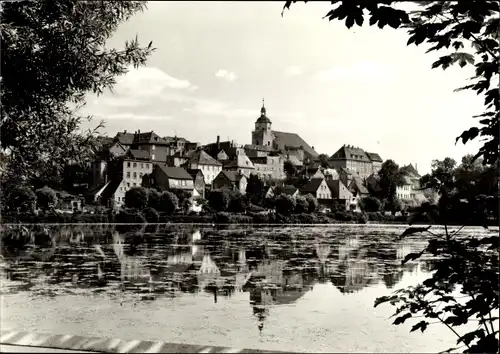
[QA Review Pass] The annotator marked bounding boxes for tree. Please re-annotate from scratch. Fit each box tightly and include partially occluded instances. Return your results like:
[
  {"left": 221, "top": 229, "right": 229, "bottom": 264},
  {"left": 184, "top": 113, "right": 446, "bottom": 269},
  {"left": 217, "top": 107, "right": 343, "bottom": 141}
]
[
  {"left": 159, "top": 191, "right": 178, "bottom": 215},
  {"left": 171, "top": 189, "right": 192, "bottom": 214},
  {"left": 227, "top": 192, "right": 247, "bottom": 213},
  {"left": 317, "top": 154, "right": 330, "bottom": 169},
  {"left": 282, "top": 1, "right": 499, "bottom": 167},
  {"left": 1, "top": 1, "right": 155, "bottom": 186},
  {"left": 124, "top": 187, "right": 149, "bottom": 210},
  {"left": 304, "top": 194, "right": 319, "bottom": 213},
  {"left": 294, "top": 195, "right": 309, "bottom": 213},
  {"left": 142, "top": 207, "right": 160, "bottom": 223},
  {"left": 3, "top": 185, "right": 37, "bottom": 214},
  {"left": 147, "top": 189, "right": 162, "bottom": 211},
  {"left": 274, "top": 194, "right": 296, "bottom": 215},
  {"left": 246, "top": 174, "right": 265, "bottom": 205},
  {"left": 35, "top": 186, "right": 58, "bottom": 211},
  {"left": 358, "top": 196, "right": 382, "bottom": 213},
  {"left": 284, "top": 160, "right": 298, "bottom": 179},
  {"left": 377, "top": 160, "right": 406, "bottom": 211},
  {"left": 207, "top": 189, "right": 230, "bottom": 212}
]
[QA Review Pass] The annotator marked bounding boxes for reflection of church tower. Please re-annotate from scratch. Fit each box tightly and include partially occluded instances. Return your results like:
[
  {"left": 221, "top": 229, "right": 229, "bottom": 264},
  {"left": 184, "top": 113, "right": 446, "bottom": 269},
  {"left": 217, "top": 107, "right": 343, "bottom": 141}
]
[{"left": 251, "top": 99, "right": 273, "bottom": 147}]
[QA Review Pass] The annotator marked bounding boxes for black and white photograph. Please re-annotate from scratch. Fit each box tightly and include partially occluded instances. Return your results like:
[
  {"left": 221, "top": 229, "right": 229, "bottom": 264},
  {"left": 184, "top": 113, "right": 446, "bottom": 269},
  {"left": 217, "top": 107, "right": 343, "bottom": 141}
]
[{"left": 0, "top": 1, "right": 499, "bottom": 353}]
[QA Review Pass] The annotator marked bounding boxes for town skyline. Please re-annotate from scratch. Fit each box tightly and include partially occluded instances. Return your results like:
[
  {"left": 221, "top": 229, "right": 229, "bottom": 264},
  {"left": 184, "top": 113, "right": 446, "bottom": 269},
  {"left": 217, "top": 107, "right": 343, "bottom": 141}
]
[{"left": 78, "top": 1, "right": 483, "bottom": 175}]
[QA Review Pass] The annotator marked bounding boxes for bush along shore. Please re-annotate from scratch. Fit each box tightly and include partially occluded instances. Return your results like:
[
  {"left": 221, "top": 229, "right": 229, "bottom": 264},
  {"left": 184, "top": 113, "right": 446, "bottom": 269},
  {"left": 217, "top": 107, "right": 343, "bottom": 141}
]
[{"left": 3, "top": 209, "right": 490, "bottom": 226}]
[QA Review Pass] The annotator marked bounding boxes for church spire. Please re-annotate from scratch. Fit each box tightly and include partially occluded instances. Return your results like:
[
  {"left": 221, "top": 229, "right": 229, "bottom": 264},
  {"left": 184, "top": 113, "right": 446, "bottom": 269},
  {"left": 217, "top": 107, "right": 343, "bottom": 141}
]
[{"left": 261, "top": 98, "right": 266, "bottom": 115}]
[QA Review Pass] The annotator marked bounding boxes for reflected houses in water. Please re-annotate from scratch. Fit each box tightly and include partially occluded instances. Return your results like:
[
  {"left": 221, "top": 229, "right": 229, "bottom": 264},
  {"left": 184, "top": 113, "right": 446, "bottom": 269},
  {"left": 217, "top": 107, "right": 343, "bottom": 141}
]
[{"left": 244, "top": 257, "right": 315, "bottom": 333}]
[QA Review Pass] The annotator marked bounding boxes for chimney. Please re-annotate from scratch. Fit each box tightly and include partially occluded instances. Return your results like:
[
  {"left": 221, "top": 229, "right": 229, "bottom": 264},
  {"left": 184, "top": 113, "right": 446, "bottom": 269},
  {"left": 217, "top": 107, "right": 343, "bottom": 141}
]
[
  {"left": 124, "top": 130, "right": 127, "bottom": 134},
  {"left": 312, "top": 146, "right": 315, "bottom": 151},
  {"left": 415, "top": 163, "right": 418, "bottom": 172},
  {"left": 216, "top": 135, "right": 220, "bottom": 150},
  {"left": 138, "top": 129, "right": 140, "bottom": 134}
]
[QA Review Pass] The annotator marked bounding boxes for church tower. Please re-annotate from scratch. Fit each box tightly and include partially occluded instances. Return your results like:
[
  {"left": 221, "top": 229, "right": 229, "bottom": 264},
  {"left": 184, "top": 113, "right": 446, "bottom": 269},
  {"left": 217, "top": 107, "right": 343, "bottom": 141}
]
[{"left": 252, "top": 99, "right": 273, "bottom": 147}]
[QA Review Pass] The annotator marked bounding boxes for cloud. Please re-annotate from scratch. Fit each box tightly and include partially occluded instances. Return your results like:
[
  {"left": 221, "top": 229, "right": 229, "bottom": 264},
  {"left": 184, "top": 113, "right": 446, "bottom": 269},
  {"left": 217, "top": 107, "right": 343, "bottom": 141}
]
[
  {"left": 214, "top": 69, "right": 238, "bottom": 82},
  {"left": 80, "top": 66, "right": 199, "bottom": 121},
  {"left": 315, "top": 61, "right": 390, "bottom": 81},
  {"left": 284, "top": 65, "right": 304, "bottom": 77}
]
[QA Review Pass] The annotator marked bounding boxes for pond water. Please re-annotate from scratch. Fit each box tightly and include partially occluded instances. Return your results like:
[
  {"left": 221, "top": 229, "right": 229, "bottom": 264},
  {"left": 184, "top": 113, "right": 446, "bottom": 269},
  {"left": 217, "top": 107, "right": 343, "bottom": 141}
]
[{"left": 0, "top": 224, "right": 496, "bottom": 353}]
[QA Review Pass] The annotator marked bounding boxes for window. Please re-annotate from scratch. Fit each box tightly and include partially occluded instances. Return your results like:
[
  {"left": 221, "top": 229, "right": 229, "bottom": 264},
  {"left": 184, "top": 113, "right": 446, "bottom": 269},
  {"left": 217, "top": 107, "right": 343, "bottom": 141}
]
[
  {"left": 152, "top": 154, "right": 155, "bottom": 160},
  {"left": 133, "top": 163, "right": 137, "bottom": 168},
  {"left": 141, "top": 163, "right": 144, "bottom": 168},
  {"left": 133, "top": 172, "right": 137, "bottom": 178},
  {"left": 139, "top": 173, "right": 143, "bottom": 178},
  {"left": 127, "top": 183, "right": 130, "bottom": 187},
  {"left": 127, "top": 162, "right": 131, "bottom": 168},
  {"left": 146, "top": 163, "right": 149, "bottom": 169},
  {"left": 127, "top": 172, "right": 130, "bottom": 178},
  {"left": 133, "top": 183, "right": 137, "bottom": 187},
  {"left": 152, "top": 145, "right": 156, "bottom": 151}
]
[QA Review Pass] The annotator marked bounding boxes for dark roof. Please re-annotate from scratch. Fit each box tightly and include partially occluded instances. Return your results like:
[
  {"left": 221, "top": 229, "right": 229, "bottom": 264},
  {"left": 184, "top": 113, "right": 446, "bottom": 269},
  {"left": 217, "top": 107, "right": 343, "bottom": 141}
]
[
  {"left": 99, "top": 179, "right": 122, "bottom": 201},
  {"left": 115, "top": 131, "right": 170, "bottom": 146},
  {"left": 401, "top": 164, "right": 420, "bottom": 177},
  {"left": 203, "top": 141, "right": 240, "bottom": 160},
  {"left": 127, "top": 149, "right": 150, "bottom": 160},
  {"left": 299, "top": 178, "right": 324, "bottom": 194},
  {"left": 249, "top": 156, "right": 267, "bottom": 164},
  {"left": 217, "top": 170, "right": 245, "bottom": 183},
  {"left": 164, "top": 136, "right": 188, "bottom": 144},
  {"left": 256, "top": 115, "right": 271, "bottom": 124},
  {"left": 115, "top": 132, "right": 135, "bottom": 146},
  {"left": 133, "top": 131, "right": 169, "bottom": 145},
  {"left": 329, "top": 145, "right": 370, "bottom": 162},
  {"left": 244, "top": 144, "right": 274, "bottom": 152},
  {"left": 187, "top": 168, "right": 204, "bottom": 179},
  {"left": 326, "top": 180, "right": 341, "bottom": 197},
  {"left": 156, "top": 164, "right": 193, "bottom": 180},
  {"left": 276, "top": 185, "right": 297, "bottom": 196},
  {"left": 366, "top": 152, "right": 383, "bottom": 162},
  {"left": 97, "top": 136, "right": 114, "bottom": 146},
  {"left": 188, "top": 150, "right": 222, "bottom": 166},
  {"left": 272, "top": 131, "right": 318, "bottom": 158},
  {"left": 351, "top": 176, "right": 369, "bottom": 194}
]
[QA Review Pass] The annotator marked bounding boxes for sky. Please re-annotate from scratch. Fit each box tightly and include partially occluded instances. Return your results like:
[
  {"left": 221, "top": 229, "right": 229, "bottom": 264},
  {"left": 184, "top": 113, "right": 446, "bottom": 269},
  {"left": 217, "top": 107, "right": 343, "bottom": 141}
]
[{"left": 79, "top": 1, "right": 485, "bottom": 175}]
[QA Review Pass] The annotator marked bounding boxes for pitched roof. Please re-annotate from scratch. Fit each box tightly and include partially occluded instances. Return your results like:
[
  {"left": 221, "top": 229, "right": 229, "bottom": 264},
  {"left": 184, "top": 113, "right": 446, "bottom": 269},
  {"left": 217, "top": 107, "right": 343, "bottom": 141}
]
[
  {"left": 329, "top": 145, "right": 370, "bottom": 162},
  {"left": 366, "top": 152, "right": 383, "bottom": 162},
  {"left": 115, "top": 132, "right": 135, "bottom": 145},
  {"left": 224, "top": 155, "right": 255, "bottom": 169},
  {"left": 351, "top": 176, "right": 369, "bottom": 194},
  {"left": 187, "top": 168, "right": 204, "bottom": 179},
  {"left": 133, "top": 131, "right": 169, "bottom": 145},
  {"left": 287, "top": 155, "right": 303, "bottom": 166},
  {"left": 326, "top": 180, "right": 352, "bottom": 199},
  {"left": 156, "top": 164, "right": 193, "bottom": 180},
  {"left": 127, "top": 149, "right": 150, "bottom": 160},
  {"left": 401, "top": 163, "right": 420, "bottom": 177},
  {"left": 217, "top": 170, "right": 245, "bottom": 183},
  {"left": 275, "top": 185, "right": 298, "bottom": 196},
  {"left": 299, "top": 178, "right": 324, "bottom": 194},
  {"left": 99, "top": 178, "right": 123, "bottom": 201},
  {"left": 272, "top": 131, "right": 318, "bottom": 158},
  {"left": 188, "top": 150, "right": 222, "bottom": 166}
]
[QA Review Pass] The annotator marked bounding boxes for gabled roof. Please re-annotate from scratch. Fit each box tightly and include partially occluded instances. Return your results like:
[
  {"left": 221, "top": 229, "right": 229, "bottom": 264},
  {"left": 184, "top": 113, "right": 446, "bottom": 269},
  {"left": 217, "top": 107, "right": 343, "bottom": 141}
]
[
  {"left": 156, "top": 164, "right": 193, "bottom": 180},
  {"left": 329, "top": 145, "right": 370, "bottom": 162},
  {"left": 299, "top": 178, "right": 324, "bottom": 194},
  {"left": 275, "top": 185, "right": 298, "bottom": 196},
  {"left": 188, "top": 150, "right": 222, "bottom": 166},
  {"left": 133, "top": 131, "right": 169, "bottom": 145},
  {"left": 187, "top": 168, "right": 204, "bottom": 179},
  {"left": 351, "top": 176, "right": 369, "bottom": 195},
  {"left": 115, "top": 132, "right": 135, "bottom": 146},
  {"left": 366, "top": 152, "right": 383, "bottom": 163},
  {"left": 126, "top": 149, "right": 150, "bottom": 161},
  {"left": 217, "top": 170, "right": 246, "bottom": 183},
  {"left": 326, "top": 180, "right": 351, "bottom": 199},
  {"left": 224, "top": 155, "right": 255, "bottom": 169},
  {"left": 272, "top": 131, "right": 318, "bottom": 158},
  {"left": 100, "top": 178, "right": 123, "bottom": 201},
  {"left": 401, "top": 163, "right": 420, "bottom": 178}
]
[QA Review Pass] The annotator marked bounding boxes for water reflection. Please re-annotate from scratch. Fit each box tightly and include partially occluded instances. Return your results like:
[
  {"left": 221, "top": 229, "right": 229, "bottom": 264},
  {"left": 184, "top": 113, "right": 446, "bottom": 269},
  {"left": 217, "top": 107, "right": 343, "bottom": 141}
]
[{"left": 1, "top": 224, "right": 433, "bottom": 310}]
